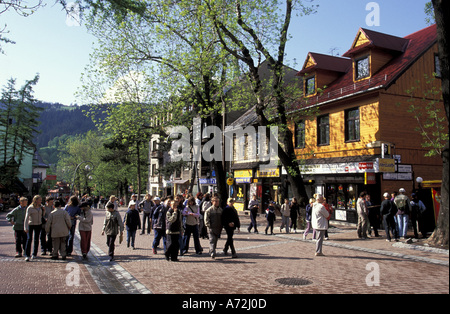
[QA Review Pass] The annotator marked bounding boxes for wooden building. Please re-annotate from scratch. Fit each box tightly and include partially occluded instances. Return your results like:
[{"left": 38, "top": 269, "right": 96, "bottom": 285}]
[{"left": 290, "top": 24, "right": 445, "bottom": 225}]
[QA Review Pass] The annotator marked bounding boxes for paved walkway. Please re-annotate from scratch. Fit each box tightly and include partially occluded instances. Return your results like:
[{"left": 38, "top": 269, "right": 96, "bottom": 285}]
[{"left": 1, "top": 207, "right": 448, "bottom": 294}]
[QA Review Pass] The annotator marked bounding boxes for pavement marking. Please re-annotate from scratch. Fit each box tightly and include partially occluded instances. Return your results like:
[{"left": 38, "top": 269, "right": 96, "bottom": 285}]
[{"left": 73, "top": 232, "right": 152, "bottom": 294}]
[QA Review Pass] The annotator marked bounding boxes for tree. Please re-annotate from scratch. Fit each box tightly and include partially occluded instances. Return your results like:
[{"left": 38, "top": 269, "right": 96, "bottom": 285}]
[
  {"left": 201, "top": 0, "right": 318, "bottom": 205},
  {"left": 428, "top": 0, "right": 449, "bottom": 248},
  {"left": 0, "top": 75, "right": 43, "bottom": 187},
  {"left": 79, "top": 0, "right": 318, "bottom": 207},
  {"left": 79, "top": 0, "right": 241, "bottom": 207}
]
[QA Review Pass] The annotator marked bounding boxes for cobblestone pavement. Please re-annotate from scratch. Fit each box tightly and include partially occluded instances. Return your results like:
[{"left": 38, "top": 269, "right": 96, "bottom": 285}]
[{"left": 1, "top": 207, "right": 448, "bottom": 295}]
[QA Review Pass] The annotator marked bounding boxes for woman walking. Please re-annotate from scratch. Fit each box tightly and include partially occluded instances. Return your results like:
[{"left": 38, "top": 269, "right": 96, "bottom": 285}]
[
  {"left": 77, "top": 202, "right": 93, "bottom": 259},
  {"left": 24, "top": 195, "right": 44, "bottom": 261}
]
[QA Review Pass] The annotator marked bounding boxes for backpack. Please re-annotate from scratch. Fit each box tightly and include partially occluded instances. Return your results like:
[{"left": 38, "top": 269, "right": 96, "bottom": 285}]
[{"left": 396, "top": 196, "right": 409, "bottom": 215}]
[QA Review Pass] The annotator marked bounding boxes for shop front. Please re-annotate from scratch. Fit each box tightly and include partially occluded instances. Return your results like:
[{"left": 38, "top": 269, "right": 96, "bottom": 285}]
[
  {"left": 231, "top": 167, "right": 282, "bottom": 213},
  {"left": 301, "top": 158, "right": 384, "bottom": 224},
  {"left": 232, "top": 169, "right": 253, "bottom": 212}
]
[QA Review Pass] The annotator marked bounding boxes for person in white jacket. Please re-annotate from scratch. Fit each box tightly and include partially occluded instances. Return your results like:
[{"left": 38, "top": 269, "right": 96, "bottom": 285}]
[{"left": 312, "top": 195, "right": 329, "bottom": 256}]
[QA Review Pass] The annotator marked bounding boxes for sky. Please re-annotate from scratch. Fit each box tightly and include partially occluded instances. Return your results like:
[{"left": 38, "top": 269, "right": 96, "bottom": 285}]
[{"left": 0, "top": 0, "right": 431, "bottom": 106}]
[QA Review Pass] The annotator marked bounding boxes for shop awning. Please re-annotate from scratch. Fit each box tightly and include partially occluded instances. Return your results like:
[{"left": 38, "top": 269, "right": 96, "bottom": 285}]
[{"left": 172, "top": 179, "right": 189, "bottom": 185}]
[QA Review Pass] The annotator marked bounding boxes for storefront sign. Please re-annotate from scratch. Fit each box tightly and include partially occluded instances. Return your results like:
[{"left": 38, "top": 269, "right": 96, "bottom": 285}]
[
  {"left": 383, "top": 173, "right": 412, "bottom": 181},
  {"left": 300, "top": 162, "right": 376, "bottom": 174},
  {"left": 377, "top": 158, "right": 395, "bottom": 173},
  {"left": 199, "top": 178, "right": 217, "bottom": 184},
  {"left": 234, "top": 170, "right": 253, "bottom": 178},
  {"left": 257, "top": 168, "right": 280, "bottom": 178},
  {"left": 235, "top": 178, "right": 252, "bottom": 184},
  {"left": 335, "top": 209, "right": 347, "bottom": 221}
]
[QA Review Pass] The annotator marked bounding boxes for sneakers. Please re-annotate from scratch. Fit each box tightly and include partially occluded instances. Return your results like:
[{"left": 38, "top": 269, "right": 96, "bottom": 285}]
[{"left": 315, "top": 252, "right": 325, "bottom": 257}]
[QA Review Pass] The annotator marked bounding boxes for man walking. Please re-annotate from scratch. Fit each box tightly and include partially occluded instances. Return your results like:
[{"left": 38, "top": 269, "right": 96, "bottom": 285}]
[
  {"left": 204, "top": 196, "right": 223, "bottom": 259},
  {"left": 357, "top": 192, "right": 368, "bottom": 239},
  {"left": 312, "top": 195, "right": 329, "bottom": 256}
]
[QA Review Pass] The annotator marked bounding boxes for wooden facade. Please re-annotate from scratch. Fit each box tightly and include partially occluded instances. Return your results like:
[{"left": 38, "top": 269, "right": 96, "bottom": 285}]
[{"left": 290, "top": 24, "right": 445, "bottom": 224}]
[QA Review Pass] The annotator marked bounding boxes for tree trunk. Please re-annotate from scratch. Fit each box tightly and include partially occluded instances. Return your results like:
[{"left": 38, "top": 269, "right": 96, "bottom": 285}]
[{"left": 428, "top": 0, "right": 449, "bottom": 248}]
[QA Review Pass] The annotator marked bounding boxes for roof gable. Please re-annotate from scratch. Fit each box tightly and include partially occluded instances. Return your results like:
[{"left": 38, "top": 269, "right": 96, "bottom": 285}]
[
  {"left": 290, "top": 24, "right": 438, "bottom": 112},
  {"left": 344, "top": 27, "right": 409, "bottom": 57},
  {"left": 298, "top": 52, "right": 351, "bottom": 75}
]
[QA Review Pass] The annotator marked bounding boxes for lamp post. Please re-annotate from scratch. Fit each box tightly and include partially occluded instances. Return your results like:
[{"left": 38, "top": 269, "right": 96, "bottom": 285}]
[{"left": 70, "top": 161, "right": 94, "bottom": 196}]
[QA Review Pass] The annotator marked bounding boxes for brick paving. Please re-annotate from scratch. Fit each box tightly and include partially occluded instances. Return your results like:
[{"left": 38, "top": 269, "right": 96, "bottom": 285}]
[{"left": 1, "top": 207, "right": 448, "bottom": 295}]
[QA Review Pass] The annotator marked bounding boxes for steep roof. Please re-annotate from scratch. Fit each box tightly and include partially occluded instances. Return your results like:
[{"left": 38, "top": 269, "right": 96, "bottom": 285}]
[
  {"left": 298, "top": 52, "right": 351, "bottom": 75},
  {"left": 343, "top": 28, "right": 409, "bottom": 57},
  {"left": 290, "top": 24, "right": 438, "bottom": 112}
]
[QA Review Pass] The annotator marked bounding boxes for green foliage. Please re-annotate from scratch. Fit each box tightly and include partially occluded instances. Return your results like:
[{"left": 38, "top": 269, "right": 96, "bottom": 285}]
[
  {"left": 0, "top": 75, "right": 43, "bottom": 181},
  {"left": 406, "top": 74, "right": 448, "bottom": 157}
]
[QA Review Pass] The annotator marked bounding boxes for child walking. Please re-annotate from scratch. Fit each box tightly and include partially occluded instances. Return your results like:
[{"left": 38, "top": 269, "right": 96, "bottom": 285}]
[{"left": 102, "top": 203, "right": 124, "bottom": 261}]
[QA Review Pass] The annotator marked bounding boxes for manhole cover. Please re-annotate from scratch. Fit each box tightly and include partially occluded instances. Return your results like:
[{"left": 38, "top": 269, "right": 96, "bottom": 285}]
[{"left": 275, "top": 277, "right": 313, "bottom": 287}]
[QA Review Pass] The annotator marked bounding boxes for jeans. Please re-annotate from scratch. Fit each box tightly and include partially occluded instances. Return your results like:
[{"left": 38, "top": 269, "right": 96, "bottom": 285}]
[
  {"left": 153, "top": 228, "right": 166, "bottom": 251},
  {"left": 126, "top": 229, "right": 137, "bottom": 248},
  {"left": 397, "top": 214, "right": 409, "bottom": 238},
  {"left": 383, "top": 215, "right": 398, "bottom": 241},
  {"left": 248, "top": 214, "right": 258, "bottom": 233},
  {"left": 25, "top": 225, "right": 41, "bottom": 257},
  {"left": 66, "top": 221, "right": 76, "bottom": 254}
]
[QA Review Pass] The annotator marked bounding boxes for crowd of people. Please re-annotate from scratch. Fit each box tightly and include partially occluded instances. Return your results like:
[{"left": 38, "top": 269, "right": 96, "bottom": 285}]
[{"left": 4, "top": 187, "right": 427, "bottom": 262}]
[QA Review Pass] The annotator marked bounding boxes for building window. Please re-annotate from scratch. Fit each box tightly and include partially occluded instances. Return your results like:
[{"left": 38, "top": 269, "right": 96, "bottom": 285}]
[
  {"left": 355, "top": 56, "right": 370, "bottom": 80},
  {"left": 435, "top": 54, "right": 441, "bottom": 78},
  {"left": 345, "top": 108, "right": 360, "bottom": 142},
  {"left": 295, "top": 120, "right": 305, "bottom": 148},
  {"left": 317, "top": 115, "right": 330, "bottom": 146},
  {"left": 305, "top": 76, "right": 316, "bottom": 96}
]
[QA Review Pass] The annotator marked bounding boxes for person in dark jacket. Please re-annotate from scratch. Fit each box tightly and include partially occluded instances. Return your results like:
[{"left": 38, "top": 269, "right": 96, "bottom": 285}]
[
  {"left": 380, "top": 192, "right": 399, "bottom": 242},
  {"left": 165, "top": 200, "right": 183, "bottom": 261},
  {"left": 151, "top": 197, "right": 167, "bottom": 254},
  {"left": 265, "top": 202, "right": 276, "bottom": 235},
  {"left": 222, "top": 198, "right": 241, "bottom": 258},
  {"left": 124, "top": 201, "right": 141, "bottom": 249}
]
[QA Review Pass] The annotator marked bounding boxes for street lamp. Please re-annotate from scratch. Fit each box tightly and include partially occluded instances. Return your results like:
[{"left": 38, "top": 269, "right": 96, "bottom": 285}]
[{"left": 70, "top": 161, "right": 94, "bottom": 196}]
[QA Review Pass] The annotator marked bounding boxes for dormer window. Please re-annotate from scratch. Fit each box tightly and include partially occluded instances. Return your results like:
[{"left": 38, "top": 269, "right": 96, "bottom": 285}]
[
  {"left": 305, "top": 75, "right": 316, "bottom": 96},
  {"left": 355, "top": 56, "right": 370, "bottom": 80}
]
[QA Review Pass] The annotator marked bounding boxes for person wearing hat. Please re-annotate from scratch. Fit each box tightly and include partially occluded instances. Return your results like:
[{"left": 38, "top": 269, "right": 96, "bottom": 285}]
[
  {"left": 394, "top": 188, "right": 411, "bottom": 239},
  {"left": 124, "top": 200, "right": 141, "bottom": 249},
  {"left": 222, "top": 198, "right": 240, "bottom": 258},
  {"left": 77, "top": 201, "right": 93, "bottom": 259},
  {"left": 380, "top": 192, "right": 399, "bottom": 242}
]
